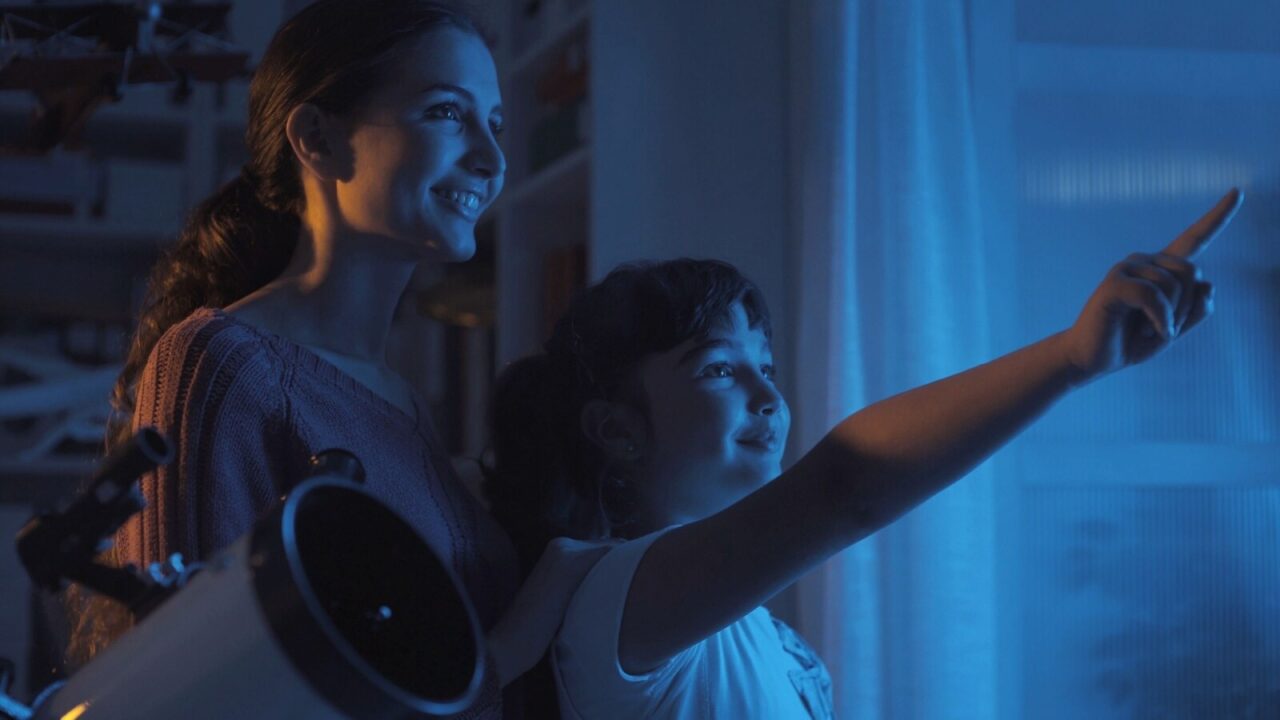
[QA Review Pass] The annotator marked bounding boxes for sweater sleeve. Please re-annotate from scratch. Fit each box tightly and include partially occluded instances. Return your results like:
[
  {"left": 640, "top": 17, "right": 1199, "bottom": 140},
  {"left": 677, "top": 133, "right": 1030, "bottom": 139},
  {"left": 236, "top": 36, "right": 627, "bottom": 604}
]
[{"left": 114, "top": 316, "right": 305, "bottom": 567}]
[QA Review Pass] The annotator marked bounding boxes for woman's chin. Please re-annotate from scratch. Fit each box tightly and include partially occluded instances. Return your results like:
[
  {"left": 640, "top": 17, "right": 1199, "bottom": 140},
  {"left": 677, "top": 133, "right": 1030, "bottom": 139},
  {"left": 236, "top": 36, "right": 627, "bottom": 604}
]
[
  {"left": 417, "top": 230, "right": 476, "bottom": 263},
  {"left": 437, "top": 241, "right": 476, "bottom": 263}
]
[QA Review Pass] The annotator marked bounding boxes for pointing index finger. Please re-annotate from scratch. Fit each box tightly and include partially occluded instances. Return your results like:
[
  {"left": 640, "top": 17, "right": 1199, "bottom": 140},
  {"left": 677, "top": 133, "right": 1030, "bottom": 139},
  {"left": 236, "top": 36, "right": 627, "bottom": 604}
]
[{"left": 1162, "top": 188, "right": 1244, "bottom": 260}]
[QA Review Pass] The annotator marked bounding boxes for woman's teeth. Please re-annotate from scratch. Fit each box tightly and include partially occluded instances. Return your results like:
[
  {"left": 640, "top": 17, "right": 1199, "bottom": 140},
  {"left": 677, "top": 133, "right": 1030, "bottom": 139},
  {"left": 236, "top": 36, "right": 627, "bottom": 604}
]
[{"left": 433, "top": 188, "right": 481, "bottom": 210}]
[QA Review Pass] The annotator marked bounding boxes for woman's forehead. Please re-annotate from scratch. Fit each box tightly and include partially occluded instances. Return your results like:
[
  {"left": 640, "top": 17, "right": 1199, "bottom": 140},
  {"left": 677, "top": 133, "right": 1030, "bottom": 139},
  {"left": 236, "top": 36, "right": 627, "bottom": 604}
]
[{"left": 388, "top": 27, "right": 501, "bottom": 106}]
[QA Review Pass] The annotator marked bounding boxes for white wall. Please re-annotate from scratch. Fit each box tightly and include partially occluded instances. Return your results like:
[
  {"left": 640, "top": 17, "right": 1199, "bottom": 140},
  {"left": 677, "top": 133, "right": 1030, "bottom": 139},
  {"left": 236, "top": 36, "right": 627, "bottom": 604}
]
[{"left": 591, "top": 0, "right": 793, "bottom": 374}]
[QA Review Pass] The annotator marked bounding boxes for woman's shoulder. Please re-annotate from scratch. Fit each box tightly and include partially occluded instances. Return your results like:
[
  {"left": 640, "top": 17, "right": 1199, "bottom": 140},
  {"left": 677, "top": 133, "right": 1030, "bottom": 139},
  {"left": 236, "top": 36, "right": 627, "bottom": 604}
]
[
  {"left": 157, "top": 306, "right": 266, "bottom": 356},
  {"left": 149, "top": 307, "right": 295, "bottom": 378},
  {"left": 138, "top": 308, "right": 287, "bottom": 412}
]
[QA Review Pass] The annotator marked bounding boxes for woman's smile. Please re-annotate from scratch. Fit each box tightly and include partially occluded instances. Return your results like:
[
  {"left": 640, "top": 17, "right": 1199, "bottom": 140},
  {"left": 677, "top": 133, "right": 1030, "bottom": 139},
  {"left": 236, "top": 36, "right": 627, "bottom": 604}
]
[{"left": 431, "top": 185, "right": 486, "bottom": 220}]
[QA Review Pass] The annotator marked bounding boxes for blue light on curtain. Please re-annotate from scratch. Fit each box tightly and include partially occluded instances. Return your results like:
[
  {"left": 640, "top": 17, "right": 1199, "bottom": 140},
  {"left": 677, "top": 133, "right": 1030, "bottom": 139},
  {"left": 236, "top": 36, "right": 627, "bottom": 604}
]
[
  {"left": 790, "top": 1, "right": 998, "bottom": 718},
  {"left": 1011, "top": 10, "right": 1280, "bottom": 710},
  {"left": 791, "top": 1, "right": 1280, "bottom": 718}
]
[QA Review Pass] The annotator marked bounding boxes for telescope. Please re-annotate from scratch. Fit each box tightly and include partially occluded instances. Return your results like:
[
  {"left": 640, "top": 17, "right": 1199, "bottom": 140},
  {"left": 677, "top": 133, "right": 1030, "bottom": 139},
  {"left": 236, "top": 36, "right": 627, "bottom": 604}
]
[{"left": 3, "top": 429, "right": 486, "bottom": 719}]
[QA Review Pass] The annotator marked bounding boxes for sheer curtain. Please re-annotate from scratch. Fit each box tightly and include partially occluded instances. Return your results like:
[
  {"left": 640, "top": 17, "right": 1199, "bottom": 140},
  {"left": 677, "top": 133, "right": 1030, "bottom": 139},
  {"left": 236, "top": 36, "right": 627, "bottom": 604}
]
[
  {"left": 789, "top": 1, "right": 1280, "bottom": 718},
  {"left": 788, "top": 1, "right": 999, "bottom": 717}
]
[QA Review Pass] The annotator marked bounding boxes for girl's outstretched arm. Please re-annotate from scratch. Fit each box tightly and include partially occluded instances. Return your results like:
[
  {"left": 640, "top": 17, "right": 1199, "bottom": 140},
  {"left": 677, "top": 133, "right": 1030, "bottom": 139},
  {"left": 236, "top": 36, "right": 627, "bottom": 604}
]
[{"left": 618, "top": 189, "right": 1243, "bottom": 674}]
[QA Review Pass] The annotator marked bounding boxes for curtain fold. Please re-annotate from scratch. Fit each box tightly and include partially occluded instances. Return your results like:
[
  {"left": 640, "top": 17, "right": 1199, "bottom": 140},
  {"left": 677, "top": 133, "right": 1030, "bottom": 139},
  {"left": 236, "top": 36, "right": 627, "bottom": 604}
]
[{"left": 789, "top": 2, "right": 999, "bottom": 717}]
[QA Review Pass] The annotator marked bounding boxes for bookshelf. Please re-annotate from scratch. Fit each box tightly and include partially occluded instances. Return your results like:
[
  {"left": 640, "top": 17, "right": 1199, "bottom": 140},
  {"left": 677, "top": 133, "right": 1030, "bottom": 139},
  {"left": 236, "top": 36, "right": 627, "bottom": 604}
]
[
  {"left": 0, "top": 80, "right": 242, "bottom": 251},
  {"left": 492, "top": 0, "right": 593, "bottom": 367},
  {"left": 410, "top": 0, "right": 594, "bottom": 493}
]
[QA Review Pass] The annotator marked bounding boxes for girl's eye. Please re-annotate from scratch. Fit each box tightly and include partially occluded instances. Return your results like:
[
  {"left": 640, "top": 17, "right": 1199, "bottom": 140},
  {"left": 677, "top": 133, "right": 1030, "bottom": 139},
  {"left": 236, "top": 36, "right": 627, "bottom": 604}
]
[
  {"left": 490, "top": 117, "right": 506, "bottom": 136},
  {"left": 762, "top": 364, "right": 777, "bottom": 381},
  {"left": 699, "top": 363, "right": 734, "bottom": 379}
]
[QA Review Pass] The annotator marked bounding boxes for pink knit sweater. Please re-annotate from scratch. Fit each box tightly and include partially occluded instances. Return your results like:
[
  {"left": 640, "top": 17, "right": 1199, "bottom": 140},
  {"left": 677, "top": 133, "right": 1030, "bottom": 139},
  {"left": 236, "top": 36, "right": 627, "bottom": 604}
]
[{"left": 115, "top": 307, "right": 518, "bottom": 717}]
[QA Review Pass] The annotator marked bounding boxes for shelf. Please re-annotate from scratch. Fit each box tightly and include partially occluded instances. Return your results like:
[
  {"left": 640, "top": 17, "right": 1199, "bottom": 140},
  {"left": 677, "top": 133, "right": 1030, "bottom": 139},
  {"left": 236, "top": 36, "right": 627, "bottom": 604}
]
[
  {"left": 510, "top": 4, "right": 591, "bottom": 76},
  {"left": 0, "top": 215, "right": 178, "bottom": 249},
  {"left": 494, "top": 1, "right": 592, "bottom": 367},
  {"left": 0, "top": 83, "right": 192, "bottom": 123}
]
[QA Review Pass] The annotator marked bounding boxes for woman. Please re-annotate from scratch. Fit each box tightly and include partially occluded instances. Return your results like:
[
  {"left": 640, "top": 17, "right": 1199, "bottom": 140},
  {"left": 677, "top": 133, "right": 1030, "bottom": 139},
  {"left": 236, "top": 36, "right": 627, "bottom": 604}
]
[{"left": 70, "top": 2, "right": 593, "bottom": 715}]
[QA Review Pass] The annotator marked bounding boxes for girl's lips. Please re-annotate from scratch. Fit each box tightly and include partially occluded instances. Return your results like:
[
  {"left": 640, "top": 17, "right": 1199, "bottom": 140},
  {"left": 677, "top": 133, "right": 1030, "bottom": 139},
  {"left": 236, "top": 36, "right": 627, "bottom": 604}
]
[{"left": 736, "top": 434, "right": 780, "bottom": 452}]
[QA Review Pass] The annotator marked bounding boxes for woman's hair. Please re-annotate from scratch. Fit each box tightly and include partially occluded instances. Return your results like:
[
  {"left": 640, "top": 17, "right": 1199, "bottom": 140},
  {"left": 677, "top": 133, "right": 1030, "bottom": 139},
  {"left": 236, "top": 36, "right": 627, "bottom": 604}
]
[
  {"left": 106, "top": 0, "right": 489, "bottom": 452},
  {"left": 70, "top": 0, "right": 488, "bottom": 672},
  {"left": 484, "top": 258, "right": 772, "bottom": 573}
]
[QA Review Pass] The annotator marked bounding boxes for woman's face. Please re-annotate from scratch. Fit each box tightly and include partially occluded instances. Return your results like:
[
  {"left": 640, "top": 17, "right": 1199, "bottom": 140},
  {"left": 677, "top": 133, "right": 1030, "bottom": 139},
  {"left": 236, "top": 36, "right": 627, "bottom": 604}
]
[
  {"left": 632, "top": 302, "right": 790, "bottom": 527},
  {"left": 337, "top": 26, "right": 505, "bottom": 261}
]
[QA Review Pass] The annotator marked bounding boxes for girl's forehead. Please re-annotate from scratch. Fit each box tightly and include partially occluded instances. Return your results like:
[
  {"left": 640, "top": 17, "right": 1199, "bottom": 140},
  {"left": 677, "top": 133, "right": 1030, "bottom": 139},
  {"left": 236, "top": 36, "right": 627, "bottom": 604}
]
[
  {"left": 662, "top": 324, "right": 774, "bottom": 367},
  {"left": 702, "top": 303, "right": 771, "bottom": 349},
  {"left": 628, "top": 302, "right": 772, "bottom": 383}
]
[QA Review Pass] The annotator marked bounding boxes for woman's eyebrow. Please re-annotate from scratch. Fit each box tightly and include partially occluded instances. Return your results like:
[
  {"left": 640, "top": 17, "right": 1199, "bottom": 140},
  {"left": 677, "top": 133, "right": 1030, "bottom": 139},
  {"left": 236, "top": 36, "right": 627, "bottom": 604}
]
[
  {"left": 418, "top": 83, "right": 504, "bottom": 114},
  {"left": 418, "top": 82, "right": 473, "bottom": 99}
]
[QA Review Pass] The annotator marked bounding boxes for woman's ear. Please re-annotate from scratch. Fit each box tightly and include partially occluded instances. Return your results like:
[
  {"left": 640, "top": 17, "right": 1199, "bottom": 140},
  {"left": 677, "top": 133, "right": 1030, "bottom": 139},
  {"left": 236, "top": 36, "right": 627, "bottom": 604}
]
[
  {"left": 580, "top": 400, "right": 647, "bottom": 462},
  {"left": 284, "top": 103, "right": 354, "bottom": 182}
]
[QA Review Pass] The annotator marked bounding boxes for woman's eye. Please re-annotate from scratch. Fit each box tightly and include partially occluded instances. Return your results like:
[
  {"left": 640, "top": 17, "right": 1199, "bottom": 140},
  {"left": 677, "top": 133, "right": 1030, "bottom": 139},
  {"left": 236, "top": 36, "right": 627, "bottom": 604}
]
[
  {"left": 762, "top": 364, "right": 777, "bottom": 381},
  {"left": 700, "top": 363, "right": 734, "bottom": 379},
  {"left": 426, "top": 103, "right": 463, "bottom": 122},
  {"left": 490, "top": 117, "right": 506, "bottom": 136}
]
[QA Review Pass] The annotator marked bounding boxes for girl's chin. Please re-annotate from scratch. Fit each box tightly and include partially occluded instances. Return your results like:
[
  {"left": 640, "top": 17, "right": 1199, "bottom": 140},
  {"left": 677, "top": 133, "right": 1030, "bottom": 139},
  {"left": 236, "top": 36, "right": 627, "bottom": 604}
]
[{"left": 726, "top": 468, "right": 777, "bottom": 493}]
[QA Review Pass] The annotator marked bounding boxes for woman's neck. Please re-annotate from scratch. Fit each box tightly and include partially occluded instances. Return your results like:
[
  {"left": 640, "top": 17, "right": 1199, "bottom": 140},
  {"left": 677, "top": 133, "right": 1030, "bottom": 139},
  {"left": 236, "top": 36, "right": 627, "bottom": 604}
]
[{"left": 226, "top": 220, "right": 420, "bottom": 363}]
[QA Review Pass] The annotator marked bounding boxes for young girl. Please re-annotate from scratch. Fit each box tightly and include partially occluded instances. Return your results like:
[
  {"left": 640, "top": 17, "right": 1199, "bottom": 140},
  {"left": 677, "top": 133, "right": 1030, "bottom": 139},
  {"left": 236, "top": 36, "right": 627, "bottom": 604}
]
[
  {"left": 68, "top": 1, "right": 596, "bottom": 713},
  {"left": 485, "top": 191, "right": 1242, "bottom": 718}
]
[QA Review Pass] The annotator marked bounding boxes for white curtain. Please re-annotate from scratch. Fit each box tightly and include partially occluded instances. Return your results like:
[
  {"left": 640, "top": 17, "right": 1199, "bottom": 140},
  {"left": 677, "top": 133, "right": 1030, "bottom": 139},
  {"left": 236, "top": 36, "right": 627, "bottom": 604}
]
[{"left": 789, "top": 1, "right": 1000, "bottom": 717}]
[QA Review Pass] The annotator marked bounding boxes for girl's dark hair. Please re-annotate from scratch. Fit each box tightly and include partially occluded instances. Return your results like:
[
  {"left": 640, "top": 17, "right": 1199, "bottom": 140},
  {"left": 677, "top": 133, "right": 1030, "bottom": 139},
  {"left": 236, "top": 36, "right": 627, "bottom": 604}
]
[
  {"left": 69, "top": 0, "right": 488, "bottom": 672},
  {"left": 484, "top": 258, "right": 772, "bottom": 574},
  {"left": 107, "top": 0, "right": 489, "bottom": 452}
]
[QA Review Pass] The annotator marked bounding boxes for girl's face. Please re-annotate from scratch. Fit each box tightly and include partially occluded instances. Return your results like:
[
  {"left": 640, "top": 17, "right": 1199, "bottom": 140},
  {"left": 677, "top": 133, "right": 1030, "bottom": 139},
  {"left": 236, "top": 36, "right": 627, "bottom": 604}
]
[
  {"left": 337, "top": 26, "right": 505, "bottom": 261},
  {"left": 632, "top": 302, "right": 790, "bottom": 528}
]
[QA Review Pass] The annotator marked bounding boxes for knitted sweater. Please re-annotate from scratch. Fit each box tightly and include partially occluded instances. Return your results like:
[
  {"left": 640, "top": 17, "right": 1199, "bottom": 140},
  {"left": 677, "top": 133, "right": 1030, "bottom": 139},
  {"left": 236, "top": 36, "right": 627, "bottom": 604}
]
[{"left": 115, "top": 307, "right": 518, "bottom": 717}]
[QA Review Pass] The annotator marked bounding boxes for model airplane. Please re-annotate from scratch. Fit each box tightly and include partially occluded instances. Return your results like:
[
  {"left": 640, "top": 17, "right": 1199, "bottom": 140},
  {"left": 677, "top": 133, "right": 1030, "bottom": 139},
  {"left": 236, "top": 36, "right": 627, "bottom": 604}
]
[{"left": 0, "top": 2, "right": 249, "bottom": 151}]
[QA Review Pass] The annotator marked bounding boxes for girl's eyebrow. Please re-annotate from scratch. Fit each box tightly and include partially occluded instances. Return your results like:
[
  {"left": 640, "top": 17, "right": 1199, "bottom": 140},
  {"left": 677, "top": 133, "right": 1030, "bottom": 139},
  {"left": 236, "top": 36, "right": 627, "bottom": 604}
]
[{"left": 675, "top": 338, "right": 732, "bottom": 368}]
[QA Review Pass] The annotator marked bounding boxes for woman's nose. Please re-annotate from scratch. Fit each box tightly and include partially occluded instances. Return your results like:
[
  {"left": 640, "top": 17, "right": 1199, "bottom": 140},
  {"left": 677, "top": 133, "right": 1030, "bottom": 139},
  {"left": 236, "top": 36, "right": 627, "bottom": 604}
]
[{"left": 466, "top": 125, "right": 506, "bottom": 179}]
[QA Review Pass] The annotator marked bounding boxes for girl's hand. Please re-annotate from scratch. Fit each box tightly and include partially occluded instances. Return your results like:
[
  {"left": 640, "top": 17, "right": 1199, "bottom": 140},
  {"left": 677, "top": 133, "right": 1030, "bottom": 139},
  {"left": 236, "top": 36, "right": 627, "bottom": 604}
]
[
  {"left": 486, "top": 537, "right": 609, "bottom": 687},
  {"left": 1060, "top": 189, "right": 1243, "bottom": 383}
]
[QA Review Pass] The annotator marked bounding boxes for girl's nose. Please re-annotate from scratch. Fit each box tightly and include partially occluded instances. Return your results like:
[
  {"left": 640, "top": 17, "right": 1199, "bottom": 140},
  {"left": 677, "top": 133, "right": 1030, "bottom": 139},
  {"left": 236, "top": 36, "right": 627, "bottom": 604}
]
[{"left": 750, "top": 375, "right": 783, "bottom": 417}]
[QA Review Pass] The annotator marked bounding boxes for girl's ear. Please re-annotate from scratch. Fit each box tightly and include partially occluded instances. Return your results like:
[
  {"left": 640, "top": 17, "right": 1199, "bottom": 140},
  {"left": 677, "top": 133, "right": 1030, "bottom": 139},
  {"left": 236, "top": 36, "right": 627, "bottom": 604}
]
[
  {"left": 285, "top": 102, "right": 354, "bottom": 182},
  {"left": 580, "top": 400, "right": 647, "bottom": 462}
]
